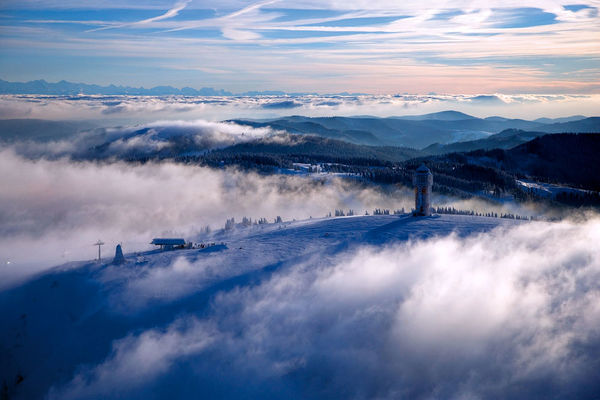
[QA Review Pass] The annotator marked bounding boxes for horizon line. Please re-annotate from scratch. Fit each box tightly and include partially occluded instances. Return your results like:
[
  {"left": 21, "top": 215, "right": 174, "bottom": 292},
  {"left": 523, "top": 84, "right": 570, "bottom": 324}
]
[{"left": 2, "top": 77, "right": 600, "bottom": 97}]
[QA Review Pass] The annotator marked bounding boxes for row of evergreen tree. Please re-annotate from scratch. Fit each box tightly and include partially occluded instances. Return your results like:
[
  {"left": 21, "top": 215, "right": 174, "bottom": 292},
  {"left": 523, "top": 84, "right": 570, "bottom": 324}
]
[
  {"left": 224, "top": 216, "right": 284, "bottom": 230},
  {"left": 133, "top": 136, "right": 600, "bottom": 209},
  {"left": 435, "top": 207, "right": 534, "bottom": 220},
  {"left": 216, "top": 206, "right": 540, "bottom": 234}
]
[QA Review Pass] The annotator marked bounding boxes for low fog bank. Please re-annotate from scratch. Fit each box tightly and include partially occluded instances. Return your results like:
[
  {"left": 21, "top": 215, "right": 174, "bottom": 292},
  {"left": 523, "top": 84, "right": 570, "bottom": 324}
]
[
  {"left": 49, "top": 217, "right": 600, "bottom": 400},
  {"left": 0, "top": 149, "right": 413, "bottom": 286},
  {"left": 2, "top": 93, "right": 600, "bottom": 122},
  {"left": 8, "top": 119, "right": 286, "bottom": 159},
  {"left": 0, "top": 145, "right": 580, "bottom": 288}
]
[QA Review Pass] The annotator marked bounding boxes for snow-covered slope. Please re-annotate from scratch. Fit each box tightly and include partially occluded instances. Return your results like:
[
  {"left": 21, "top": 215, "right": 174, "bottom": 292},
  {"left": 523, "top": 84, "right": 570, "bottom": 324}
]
[
  {"left": 3, "top": 214, "right": 600, "bottom": 400},
  {"left": 0, "top": 214, "right": 520, "bottom": 399}
]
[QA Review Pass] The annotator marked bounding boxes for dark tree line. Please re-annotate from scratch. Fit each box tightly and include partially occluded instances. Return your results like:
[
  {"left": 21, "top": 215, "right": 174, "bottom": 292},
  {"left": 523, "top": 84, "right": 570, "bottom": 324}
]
[{"left": 109, "top": 133, "right": 600, "bottom": 209}]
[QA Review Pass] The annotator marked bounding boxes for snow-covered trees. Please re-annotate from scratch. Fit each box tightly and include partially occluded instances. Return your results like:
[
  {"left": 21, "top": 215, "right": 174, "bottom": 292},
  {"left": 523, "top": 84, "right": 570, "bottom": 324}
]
[
  {"left": 224, "top": 218, "right": 235, "bottom": 230},
  {"left": 373, "top": 208, "right": 390, "bottom": 215},
  {"left": 241, "top": 217, "right": 252, "bottom": 227},
  {"left": 434, "top": 207, "right": 531, "bottom": 220}
]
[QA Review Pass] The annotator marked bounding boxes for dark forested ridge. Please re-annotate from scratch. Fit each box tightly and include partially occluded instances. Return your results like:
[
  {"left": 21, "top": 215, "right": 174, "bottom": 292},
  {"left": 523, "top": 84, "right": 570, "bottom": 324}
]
[
  {"left": 199, "top": 135, "right": 420, "bottom": 163},
  {"left": 413, "top": 134, "right": 600, "bottom": 191},
  {"left": 400, "top": 134, "right": 600, "bottom": 205},
  {"left": 2, "top": 116, "right": 598, "bottom": 207},
  {"left": 2, "top": 113, "right": 598, "bottom": 151},
  {"left": 89, "top": 131, "right": 600, "bottom": 206},
  {"left": 184, "top": 133, "right": 600, "bottom": 207},
  {"left": 421, "top": 129, "right": 546, "bottom": 155},
  {"left": 494, "top": 133, "right": 600, "bottom": 190}
]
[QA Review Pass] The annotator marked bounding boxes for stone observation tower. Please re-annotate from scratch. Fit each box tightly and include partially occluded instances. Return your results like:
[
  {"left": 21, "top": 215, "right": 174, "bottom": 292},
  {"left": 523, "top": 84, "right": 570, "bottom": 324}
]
[{"left": 413, "top": 164, "right": 433, "bottom": 216}]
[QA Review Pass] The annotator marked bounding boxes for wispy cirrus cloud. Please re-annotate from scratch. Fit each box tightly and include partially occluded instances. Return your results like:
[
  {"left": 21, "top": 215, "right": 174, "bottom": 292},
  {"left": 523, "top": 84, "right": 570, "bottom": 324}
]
[
  {"left": 87, "top": 0, "right": 191, "bottom": 32},
  {"left": 135, "top": 0, "right": 190, "bottom": 24},
  {"left": 0, "top": 1, "right": 597, "bottom": 94}
]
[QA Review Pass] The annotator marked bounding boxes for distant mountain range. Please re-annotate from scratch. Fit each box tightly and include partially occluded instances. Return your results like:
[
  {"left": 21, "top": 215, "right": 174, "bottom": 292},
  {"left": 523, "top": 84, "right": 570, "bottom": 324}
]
[
  {"left": 0, "top": 78, "right": 321, "bottom": 96},
  {"left": 232, "top": 114, "right": 599, "bottom": 149},
  {"left": 2, "top": 112, "right": 598, "bottom": 154}
]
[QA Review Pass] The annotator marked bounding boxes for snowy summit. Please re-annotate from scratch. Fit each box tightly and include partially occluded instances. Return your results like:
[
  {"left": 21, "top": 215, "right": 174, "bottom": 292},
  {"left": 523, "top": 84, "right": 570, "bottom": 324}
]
[{"left": 0, "top": 213, "right": 526, "bottom": 399}]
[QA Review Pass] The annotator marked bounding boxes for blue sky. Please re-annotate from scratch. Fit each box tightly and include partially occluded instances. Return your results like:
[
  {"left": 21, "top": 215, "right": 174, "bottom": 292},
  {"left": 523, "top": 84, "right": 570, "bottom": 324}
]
[{"left": 0, "top": 0, "right": 598, "bottom": 94}]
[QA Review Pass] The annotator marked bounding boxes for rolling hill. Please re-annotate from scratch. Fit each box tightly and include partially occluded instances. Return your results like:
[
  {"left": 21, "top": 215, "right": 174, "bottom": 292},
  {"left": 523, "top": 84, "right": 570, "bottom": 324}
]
[{"left": 231, "top": 114, "right": 599, "bottom": 149}]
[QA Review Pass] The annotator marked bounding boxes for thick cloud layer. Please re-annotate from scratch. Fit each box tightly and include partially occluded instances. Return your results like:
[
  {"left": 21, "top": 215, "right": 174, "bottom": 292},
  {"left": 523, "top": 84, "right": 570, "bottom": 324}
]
[
  {"left": 0, "top": 149, "right": 416, "bottom": 286},
  {"left": 49, "top": 217, "right": 600, "bottom": 399},
  {"left": 0, "top": 144, "right": 547, "bottom": 288},
  {"left": 2, "top": 93, "right": 599, "bottom": 121},
  {"left": 8, "top": 119, "right": 284, "bottom": 159}
]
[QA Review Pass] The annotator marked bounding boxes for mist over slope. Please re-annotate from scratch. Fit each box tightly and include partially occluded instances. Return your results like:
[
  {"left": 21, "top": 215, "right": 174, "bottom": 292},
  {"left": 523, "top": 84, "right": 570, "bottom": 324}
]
[
  {"left": 2, "top": 115, "right": 598, "bottom": 216},
  {"left": 1, "top": 214, "right": 599, "bottom": 399},
  {"left": 0, "top": 147, "right": 427, "bottom": 286},
  {"left": 2, "top": 112, "right": 598, "bottom": 159}
]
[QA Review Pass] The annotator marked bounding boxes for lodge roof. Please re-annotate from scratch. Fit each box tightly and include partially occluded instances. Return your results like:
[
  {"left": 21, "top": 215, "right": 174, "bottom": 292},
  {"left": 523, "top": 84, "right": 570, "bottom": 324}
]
[{"left": 151, "top": 238, "right": 186, "bottom": 246}]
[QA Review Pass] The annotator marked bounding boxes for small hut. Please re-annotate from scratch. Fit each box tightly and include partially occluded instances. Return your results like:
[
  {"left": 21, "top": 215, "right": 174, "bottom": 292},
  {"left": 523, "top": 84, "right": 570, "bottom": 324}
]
[{"left": 151, "top": 238, "right": 186, "bottom": 251}]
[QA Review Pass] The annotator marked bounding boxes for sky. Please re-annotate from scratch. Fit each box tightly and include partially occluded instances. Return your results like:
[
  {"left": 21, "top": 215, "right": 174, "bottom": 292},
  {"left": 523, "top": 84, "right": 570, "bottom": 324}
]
[{"left": 0, "top": 0, "right": 599, "bottom": 94}]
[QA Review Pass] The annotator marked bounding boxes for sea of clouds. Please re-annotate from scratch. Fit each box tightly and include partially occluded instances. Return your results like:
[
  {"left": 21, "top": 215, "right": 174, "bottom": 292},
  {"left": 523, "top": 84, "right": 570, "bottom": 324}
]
[
  {"left": 43, "top": 216, "right": 600, "bottom": 400},
  {"left": 2, "top": 93, "right": 600, "bottom": 122}
]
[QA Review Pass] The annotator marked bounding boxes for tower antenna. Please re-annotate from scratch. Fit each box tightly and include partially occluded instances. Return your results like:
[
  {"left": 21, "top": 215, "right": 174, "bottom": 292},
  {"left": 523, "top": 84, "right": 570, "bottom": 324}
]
[
  {"left": 94, "top": 240, "right": 105, "bottom": 262},
  {"left": 413, "top": 164, "right": 433, "bottom": 216}
]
